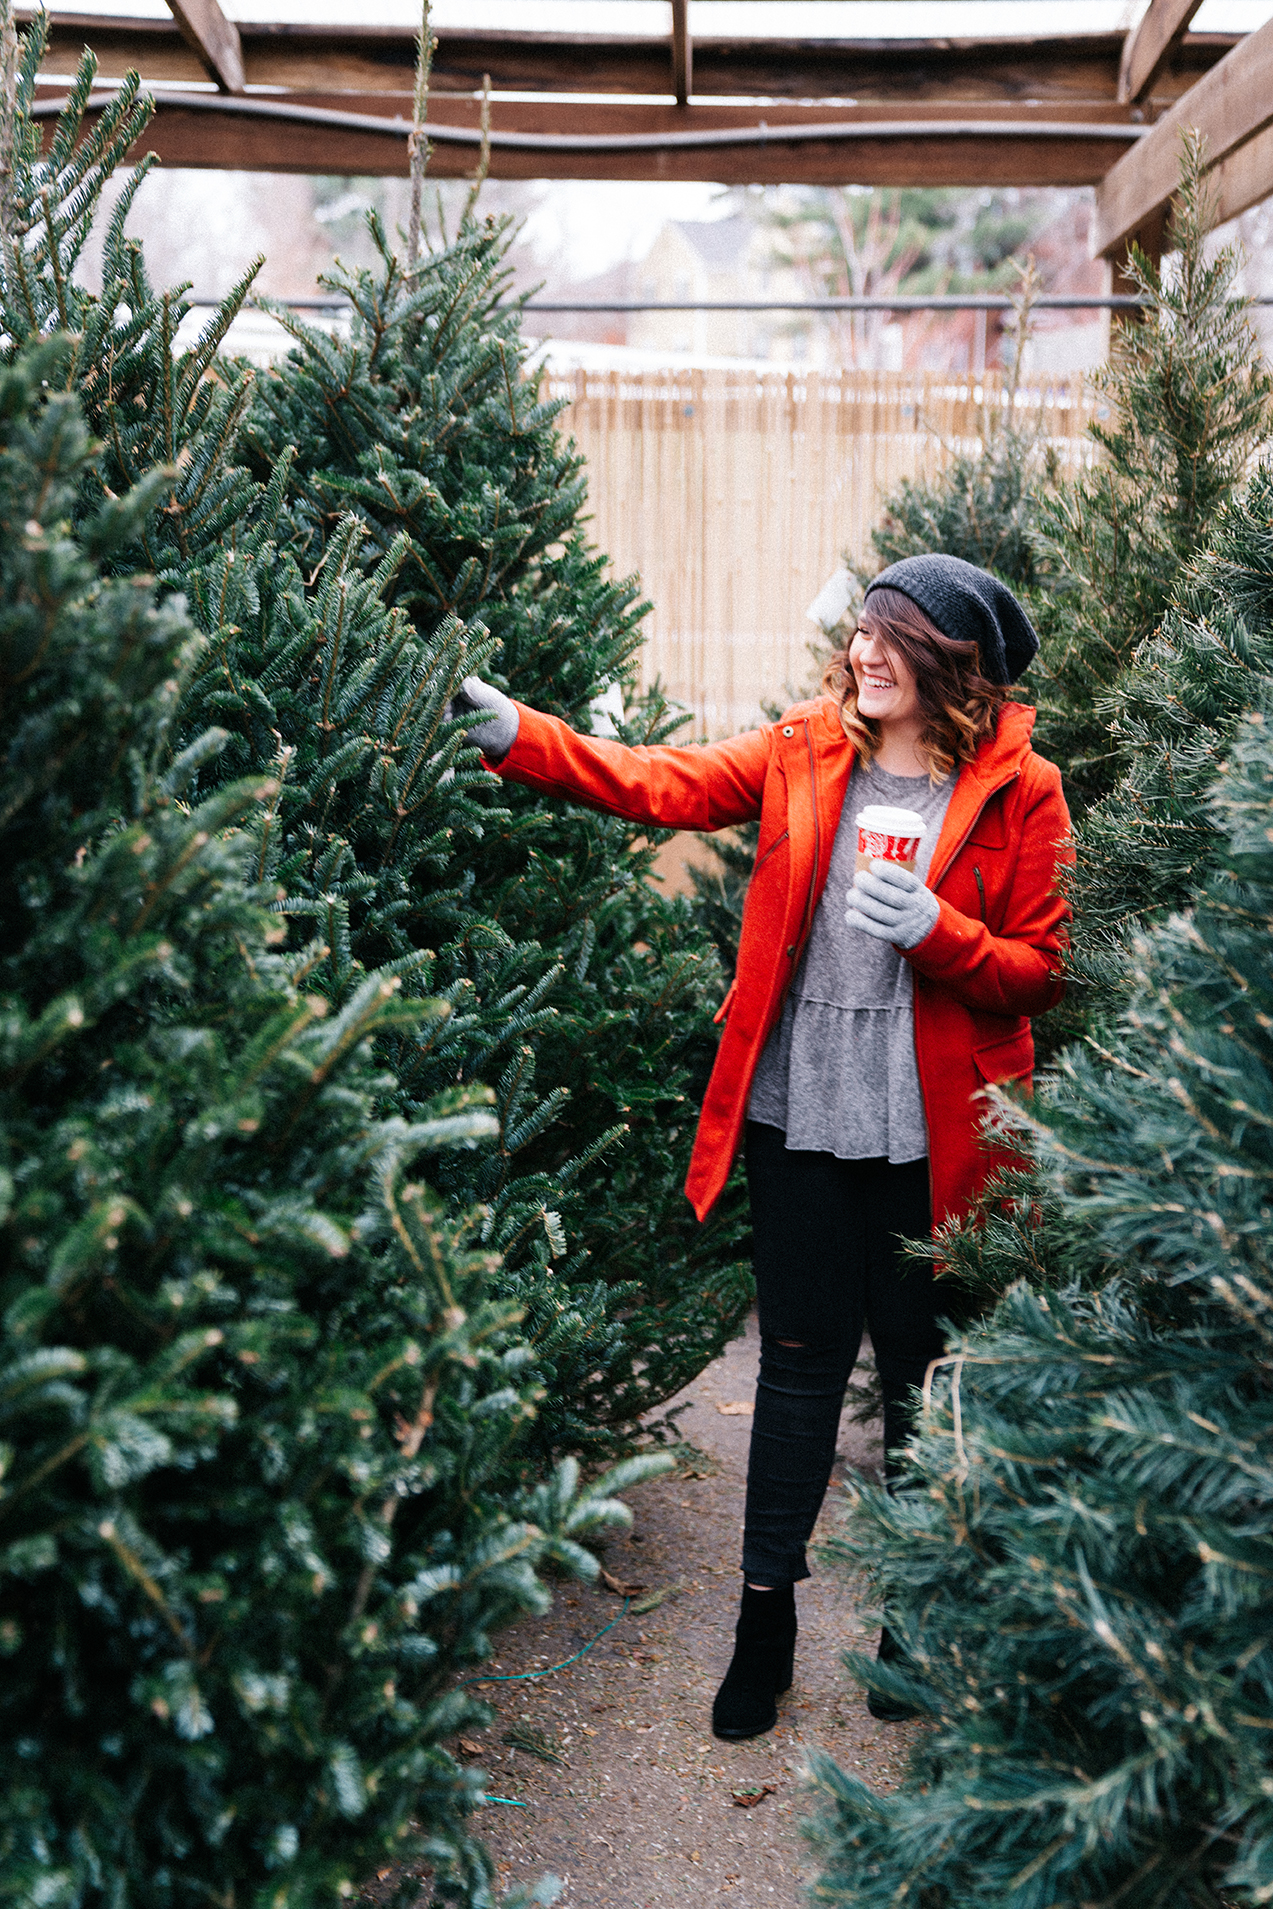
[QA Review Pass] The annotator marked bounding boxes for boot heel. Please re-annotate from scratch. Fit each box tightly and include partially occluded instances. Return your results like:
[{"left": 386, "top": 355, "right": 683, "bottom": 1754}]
[{"left": 711, "top": 1583, "right": 797, "bottom": 1740}]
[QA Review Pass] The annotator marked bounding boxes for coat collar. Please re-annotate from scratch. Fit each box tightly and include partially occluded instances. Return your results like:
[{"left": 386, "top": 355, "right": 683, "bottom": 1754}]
[
  {"left": 776, "top": 694, "right": 1036, "bottom": 776},
  {"left": 775, "top": 695, "right": 1037, "bottom": 888}
]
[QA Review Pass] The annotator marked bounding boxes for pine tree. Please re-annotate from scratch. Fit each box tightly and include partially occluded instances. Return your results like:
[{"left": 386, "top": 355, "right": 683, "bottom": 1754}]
[
  {"left": 1075, "top": 466, "right": 1273, "bottom": 944},
  {"left": 807, "top": 693, "right": 1273, "bottom": 1904},
  {"left": 0, "top": 9, "right": 261, "bottom": 576},
  {"left": 0, "top": 22, "right": 669, "bottom": 1903},
  {"left": 224, "top": 210, "right": 753, "bottom": 1452},
  {"left": 1029, "top": 134, "right": 1272, "bottom": 816},
  {"left": 0, "top": 10, "right": 752, "bottom": 1460},
  {"left": 0, "top": 323, "right": 665, "bottom": 1908},
  {"left": 868, "top": 265, "right": 1062, "bottom": 594}
]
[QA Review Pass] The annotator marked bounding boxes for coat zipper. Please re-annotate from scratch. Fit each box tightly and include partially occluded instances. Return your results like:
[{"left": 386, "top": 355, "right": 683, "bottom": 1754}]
[
  {"left": 973, "top": 864, "right": 986, "bottom": 920},
  {"left": 793, "top": 721, "right": 822, "bottom": 957}
]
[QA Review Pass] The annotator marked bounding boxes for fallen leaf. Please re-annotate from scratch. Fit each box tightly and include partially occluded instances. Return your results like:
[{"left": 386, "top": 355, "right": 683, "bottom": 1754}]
[
  {"left": 717, "top": 1401, "right": 754, "bottom": 1416},
  {"left": 731, "top": 1783, "right": 777, "bottom": 1808},
  {"left": 689, "top": 1850, "right": 701, "bottom": 1863},
  {"left": 456, "top": 1738, "right": 483, "bottom": 1759},
  {"left": 600, "top": 1567, "right": 646, "bottom": 1596},
  {"left": 376, "top": 1869, "right": 393, "bottom": 1882}
]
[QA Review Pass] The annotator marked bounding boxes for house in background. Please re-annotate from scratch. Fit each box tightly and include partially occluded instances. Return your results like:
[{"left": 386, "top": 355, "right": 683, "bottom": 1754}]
[{"left": 630, "top": 217, "right": 806, "bottom": 362}]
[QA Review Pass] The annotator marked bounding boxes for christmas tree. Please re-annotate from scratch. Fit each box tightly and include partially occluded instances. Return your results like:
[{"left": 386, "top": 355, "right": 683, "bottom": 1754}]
[
  {"left": 0, "top": 319, "right": 664, "bottom": 1907},
  {"left": 0, "top": 7, "right": 752, "bottom": 1460},
  {"left": 808, "top": 680, "right": 1273, "bottom": 1905},
  {"left": 0, "top": 18, "right": 666, "bottom": 1904},
  {"left": 858, "top": 143, "right": 1271, "bottom": 828},
  {"left": 868, "top": 263, "right": 1061, "bottom": 594},
  {"left": 1029, "top": 133, "right": 1272, "bottom": 816},
  {"left": 1075, "top": 465, "right": 1273, "bottom": 953},
  {"left": 227, "top": 207, "right": 753, "bottom": 1453}
]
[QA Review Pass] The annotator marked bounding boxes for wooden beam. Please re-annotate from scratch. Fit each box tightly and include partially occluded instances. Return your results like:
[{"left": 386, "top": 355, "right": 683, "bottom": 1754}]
[
  {"left": 1095, "top": 15, "right": 1273, "bottom": 256},
  {"left": 164, "top": 0, "right": 243, "bottom": 95},
  {"left": 20, "top": 14, "right": 1239, "bottom": 106},
  {"left": 1118, "top": 0, "right": 1205, "bottom": 103},
  {"left": 671, "top": 0, "right": 691, "bottom": 107},
  {"left": 1209, "top": 117, "right": 1273, "bottom": 226},
  {"left": 38, "top": 89, "right": 1143, "bottom": 187}
]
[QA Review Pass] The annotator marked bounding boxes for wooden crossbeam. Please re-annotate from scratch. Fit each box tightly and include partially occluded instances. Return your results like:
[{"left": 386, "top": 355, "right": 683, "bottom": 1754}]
[
  {"left": 20, "top": 13, "right": 1237, "bottom": 106},
  {"left": 1118, "top": 0, "right": 1205, "bottom": 103},
  {"left": 1094, "top": 14, "right": 1273, "bottom": 256},
  {"left": 165, "top": 0, "right": 243, "bottom": 95},
  {"left": 34, "top": 88, "right": 1144, "bottom": 187}
]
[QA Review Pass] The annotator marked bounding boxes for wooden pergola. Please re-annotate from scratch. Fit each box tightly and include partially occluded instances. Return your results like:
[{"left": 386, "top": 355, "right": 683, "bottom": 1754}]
[{"left": 23, "top": 1, "right": 1273, "bottom": 285}]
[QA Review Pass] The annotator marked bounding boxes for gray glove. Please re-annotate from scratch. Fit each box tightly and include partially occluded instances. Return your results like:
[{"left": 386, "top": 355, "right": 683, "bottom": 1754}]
[
  {"left": 846, "top": 861, "right": 940, "bottom": 950},
  {"left": 450, "top": 675, "right": 520, "bottom": 764}
]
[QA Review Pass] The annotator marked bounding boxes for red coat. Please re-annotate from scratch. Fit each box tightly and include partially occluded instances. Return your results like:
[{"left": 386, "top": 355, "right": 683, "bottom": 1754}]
[{"left": 497, "top": 696, "right": 1072, "bottom": 1231}]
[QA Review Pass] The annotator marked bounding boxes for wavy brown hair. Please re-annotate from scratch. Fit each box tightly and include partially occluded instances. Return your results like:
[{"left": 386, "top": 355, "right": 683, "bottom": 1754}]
[{"left": 822, "top": 585, "right": 1008, "bottom": 781}]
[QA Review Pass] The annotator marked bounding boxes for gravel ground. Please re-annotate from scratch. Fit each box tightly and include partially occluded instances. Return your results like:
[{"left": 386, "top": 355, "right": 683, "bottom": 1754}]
[{"left": 369, "top": 1313, "right": 921, "bottom": 1907}]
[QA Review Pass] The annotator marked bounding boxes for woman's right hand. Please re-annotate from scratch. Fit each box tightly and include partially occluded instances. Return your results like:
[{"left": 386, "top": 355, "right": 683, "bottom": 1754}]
[{"left": 449, "top": 676, "right": 520, "bottom": 763}]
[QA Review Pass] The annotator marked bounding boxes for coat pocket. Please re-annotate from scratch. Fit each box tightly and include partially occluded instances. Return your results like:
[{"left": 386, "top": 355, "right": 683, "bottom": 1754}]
[
  {"left": 713, "top": 979, "right": 739, "bottom": 1026},
  {"left": 753, "top": 827, "right": 789, "bottom": 874},
  {"left": 972, "top": 1026, "right": 1034, "bottom": 1085}
]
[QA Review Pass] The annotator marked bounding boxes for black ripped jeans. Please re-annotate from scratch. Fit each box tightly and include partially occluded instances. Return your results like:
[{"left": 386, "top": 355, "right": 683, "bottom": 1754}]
[{"left": 741, "top": 1120, "right": 950, "bottom": 1587}]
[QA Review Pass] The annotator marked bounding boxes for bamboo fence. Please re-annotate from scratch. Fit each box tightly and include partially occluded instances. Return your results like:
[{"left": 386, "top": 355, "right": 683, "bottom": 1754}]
[{"left": 545, "top": 364, "right": 1099, "bottom": 740}]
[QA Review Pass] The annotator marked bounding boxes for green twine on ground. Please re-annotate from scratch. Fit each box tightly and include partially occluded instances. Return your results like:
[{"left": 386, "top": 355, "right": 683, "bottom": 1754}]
[{"left": 459, "top": 1596, "right": 631, "bottom": 1688}]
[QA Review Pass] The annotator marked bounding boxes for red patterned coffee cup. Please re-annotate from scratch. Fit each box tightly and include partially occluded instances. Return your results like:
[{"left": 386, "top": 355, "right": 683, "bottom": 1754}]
[{"left": 855, "top": 804, "right": 925, "bottom": 874}]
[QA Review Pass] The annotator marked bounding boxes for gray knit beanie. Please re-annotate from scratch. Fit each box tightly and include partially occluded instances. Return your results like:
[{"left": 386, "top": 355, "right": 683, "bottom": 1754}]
[{"left": 863, "top": 554, "right": 1039, "bottom": 685}]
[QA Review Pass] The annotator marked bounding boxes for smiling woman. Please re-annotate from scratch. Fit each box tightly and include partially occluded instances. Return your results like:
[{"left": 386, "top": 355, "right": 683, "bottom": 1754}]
[{"left": 449, "top": 552, "right": 1072, "bottom": 1746}]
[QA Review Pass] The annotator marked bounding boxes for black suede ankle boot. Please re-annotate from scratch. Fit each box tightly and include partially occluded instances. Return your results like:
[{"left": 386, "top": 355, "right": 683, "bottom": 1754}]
[
  {"left": 711, "top": 1582, "right": 797, "bottom": 1741},
  {"left": 866, "top": 1623, "right": 920, "bottom": 1723}
]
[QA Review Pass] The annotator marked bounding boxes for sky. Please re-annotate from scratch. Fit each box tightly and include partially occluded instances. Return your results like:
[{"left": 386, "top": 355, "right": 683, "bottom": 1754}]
[{"left": 43, "top": 0, "right": 1273, "bottom": 32}]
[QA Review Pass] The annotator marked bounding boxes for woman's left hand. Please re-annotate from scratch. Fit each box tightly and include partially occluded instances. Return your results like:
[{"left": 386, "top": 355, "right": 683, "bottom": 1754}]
[{"left": 846, "top": 862, "right": 940, "bottom": 950}]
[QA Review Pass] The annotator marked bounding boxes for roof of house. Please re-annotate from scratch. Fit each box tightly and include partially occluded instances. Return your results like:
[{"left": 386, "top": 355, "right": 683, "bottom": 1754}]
[{"left": 670, "top": 216, "right": 754, "bottom": 269}]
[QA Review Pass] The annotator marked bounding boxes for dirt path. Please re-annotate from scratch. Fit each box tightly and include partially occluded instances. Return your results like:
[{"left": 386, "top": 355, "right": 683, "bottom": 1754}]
[{"left": 442, "top": 1315, "right": 920, "bottom": 1907}]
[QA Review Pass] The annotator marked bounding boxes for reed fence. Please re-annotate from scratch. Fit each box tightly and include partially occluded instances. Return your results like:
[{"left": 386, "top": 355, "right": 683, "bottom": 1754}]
[{"left": 546, "top": 364, "right": 1099, "bottom": 741}]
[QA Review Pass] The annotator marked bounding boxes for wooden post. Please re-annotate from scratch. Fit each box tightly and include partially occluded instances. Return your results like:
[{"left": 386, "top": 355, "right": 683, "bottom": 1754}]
[
  {"left": 671, "top": 0, "right": 691, "bottom": 108},
  {"left": 1101, "top": 202, "right": 1166, "bottom": 355}
]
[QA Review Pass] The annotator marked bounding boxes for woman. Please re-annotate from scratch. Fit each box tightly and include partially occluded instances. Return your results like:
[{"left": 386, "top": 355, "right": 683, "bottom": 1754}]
[{"left": 453, "top": 554, "right": 1071, "bottom": 1739}]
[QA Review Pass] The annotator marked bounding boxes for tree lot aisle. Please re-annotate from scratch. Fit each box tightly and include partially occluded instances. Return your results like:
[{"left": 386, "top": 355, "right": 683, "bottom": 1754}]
[{"left": 375, "top": 1319, "right": 913, "bottom": 1909}]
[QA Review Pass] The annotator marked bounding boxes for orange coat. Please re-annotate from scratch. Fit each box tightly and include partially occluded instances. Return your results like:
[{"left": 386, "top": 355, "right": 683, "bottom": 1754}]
[{"left": 497, "top": 695, "right": 1072, "bottom": 1230}]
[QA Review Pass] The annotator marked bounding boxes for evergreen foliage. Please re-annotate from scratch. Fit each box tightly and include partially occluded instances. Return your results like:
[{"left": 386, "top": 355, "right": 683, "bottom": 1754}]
[
  {"left": 868, "top": 268, "right": 1061, "bottom": 593},
  {"left": 0, "top": 13, "right": 261, "bottom": 576},
  {"left": 214, "top": 215, "right": 752, "bottom": 1452},
  {"left": 1077, "top": 465, "right": 1273, "bottom": 944},
  {"left": 0, "top": 20, "right": 682, "bottom": 1904},
  {"left": 0, "top": 325, "right": 663, "bottom": 1907},
  {"left": 807, "top": 702, "right": 1273, "bottom": 1905},
  {"left": 0, "top": 13, "right": 753, "bottom": 1464},
  {"left": 1029, "top": 134, "right": 1272, "bottom": 816}
]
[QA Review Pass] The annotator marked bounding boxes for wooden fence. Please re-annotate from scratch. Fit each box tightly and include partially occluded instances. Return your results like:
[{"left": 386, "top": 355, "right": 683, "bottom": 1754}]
[{"left": 545, "top": 365, "right": 1099, "bottom": 741}]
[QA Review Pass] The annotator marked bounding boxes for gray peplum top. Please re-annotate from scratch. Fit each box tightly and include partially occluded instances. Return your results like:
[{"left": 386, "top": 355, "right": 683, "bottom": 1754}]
[{"left": 746, "top": 759, "right": 955, "bottom": 1163}]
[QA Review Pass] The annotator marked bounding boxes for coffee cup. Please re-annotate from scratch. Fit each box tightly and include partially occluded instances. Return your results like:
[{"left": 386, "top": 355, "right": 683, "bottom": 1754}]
[{"left": 855, "top": 804, "right": 925, "bottom": 875}]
